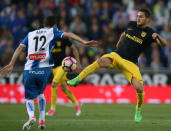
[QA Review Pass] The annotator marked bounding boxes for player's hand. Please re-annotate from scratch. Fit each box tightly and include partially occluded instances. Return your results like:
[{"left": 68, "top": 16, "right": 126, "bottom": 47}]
[
  {"left": 76, "top": 62, "right": 82, "bottom": 72},
  {"left": 0, "top": 64, "right": 13, "bottom": 76},
  {"left": 152, "top": 33, "right": 159, "bottom": 39},
  {"left": 84, "top": 40, "right": 99, "bottom": 47}
]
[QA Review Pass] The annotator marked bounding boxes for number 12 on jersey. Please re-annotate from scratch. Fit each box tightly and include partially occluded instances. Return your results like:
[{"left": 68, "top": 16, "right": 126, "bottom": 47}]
[{"left": 33, "top": 35, "right": 46, "bottom": 51}]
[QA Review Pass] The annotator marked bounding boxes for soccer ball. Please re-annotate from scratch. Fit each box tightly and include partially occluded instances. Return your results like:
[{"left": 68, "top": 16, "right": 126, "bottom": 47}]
[{"left": 62, "top": 57, "right": 77, "bottom": 72}]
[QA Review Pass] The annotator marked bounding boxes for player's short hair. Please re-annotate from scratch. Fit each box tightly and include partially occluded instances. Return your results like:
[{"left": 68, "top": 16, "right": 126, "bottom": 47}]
[
  {"left": 43, "top": 15, "right": 57, "bottom": 27},
  {"left": 138, "top": 8, "right": 151, "bottom": 18}
]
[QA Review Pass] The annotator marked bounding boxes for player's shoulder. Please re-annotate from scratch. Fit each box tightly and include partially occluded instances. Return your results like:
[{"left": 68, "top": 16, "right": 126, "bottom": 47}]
[
  {"left": 53, "top": 27, "right": 60, "bottom": 32},
  {"left": 145, "top": 26, "right": 155, "bottom": 34},
  {"left": 127, "top": 21, "right": 137, "bottom": 27}
]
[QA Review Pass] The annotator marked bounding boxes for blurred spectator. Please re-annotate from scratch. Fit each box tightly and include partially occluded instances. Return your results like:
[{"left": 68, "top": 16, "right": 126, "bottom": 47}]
[
  {"left": 69, "top": 16, "right": 87, "bottom": 35},
  {"left": 81, "top": 56, "right": 89, "bottom": 69},
  {"left": 160, "top": 25, "right": 171, "bottom": 41},
  {"left": 27, "top": 2, "right": 35, "bottom": 17},
  {"left": 15, "top": 52, "right": 26, "bottom": 67},
  {"left": 12, "top": 8, "right": 27, "bottom": 48},
  {"left": 112, "top": 7, "right": 127, "bottom": 26},
  {"left": 154, "top": 1, "right": 169, "bottom": 32},
  {"left": 0, "top": 37, "right": 14, "bottom": 66},
  {"left": 0, "top": 9, "right": 12, "bottom": 30},
  {"left": 69, "top": 0, "right": 81, "bottom": 6},
  {"left": 39, "top": 0, "right": 55, "bottom": 17},
  {"left": 150, "top": 43, "right": 163, "bottom": 71},
  {"left": 88, "top": 23, "right": 101, "bottom": 40},
  {"left": 99, "top": 1, "right": 110, "bottom": 26},
  {"left": 113, "top": 17, "right": 126, "bottom": 40},
  {"left": 92, "top": 1, "right": 101, "bottom": 17},
  {"left": 127, "top": 1, "right": 138, "bottom": 21},
  {"left": 138, "top": 53, "right": 147, "bottom": 69},
  {"left": 70, "top": 1, "right": 84, "bottom": 17}
]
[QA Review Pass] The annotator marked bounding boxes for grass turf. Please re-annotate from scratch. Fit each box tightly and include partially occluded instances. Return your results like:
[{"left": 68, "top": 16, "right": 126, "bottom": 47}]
[{"left": 0, "top": 104, "right": 171, "bottom": 131}]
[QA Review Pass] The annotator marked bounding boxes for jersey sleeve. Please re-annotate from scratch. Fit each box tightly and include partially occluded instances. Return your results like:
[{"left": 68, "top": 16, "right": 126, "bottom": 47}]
[
  {"left": 126, "top": 21, "right": 136, "bottom": 28},
  {"left": 20, "top": 35, "right": 28, "bottom": 47},
  {"left": 148, "top": 28, "right": 156, "bottom": 43},
  {"left": 53, "top": 28, "right": 65, "bottom": 39},
  {"left": 62, "top": 38, "right": 72, "bottom": 47}
]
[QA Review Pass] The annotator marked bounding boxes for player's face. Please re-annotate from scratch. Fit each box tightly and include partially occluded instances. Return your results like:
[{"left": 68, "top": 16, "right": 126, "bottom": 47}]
[{"left": 136, "top": 12, "right": 148, "bottom": 27}]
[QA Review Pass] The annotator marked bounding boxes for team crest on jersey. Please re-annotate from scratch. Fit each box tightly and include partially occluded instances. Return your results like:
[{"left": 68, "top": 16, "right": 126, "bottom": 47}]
[{"left": 141, "top": 31, "right": 146, "bottom": 37}]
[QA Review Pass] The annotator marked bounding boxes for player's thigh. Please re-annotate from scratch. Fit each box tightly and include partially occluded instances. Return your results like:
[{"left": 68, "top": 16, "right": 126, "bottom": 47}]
[
  {"left": 23, "top": 71, "right": 36, "bottom": 99},
  {"left": 52, "top": 66, "right": 65, "bottom": 84},
  {"left": 121, "top": 63, "right": 143, "bottom": 85},
  {"left": 37, "top": 68, "right": 51, "bottom": 94},
  {"left": 23, "top": 69, "right": 51, "bottom": 99},
  {"left": 101, "top": 53, "right": 117, "bottom": 68},
  {"left": 101, "top": 52, "right": 121, "bottom": 70}
]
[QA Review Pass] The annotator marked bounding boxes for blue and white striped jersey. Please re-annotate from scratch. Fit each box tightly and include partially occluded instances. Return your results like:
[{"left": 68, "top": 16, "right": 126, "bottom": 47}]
[{"left": 21, "top": 27, "right": 65, "bottom": 70}]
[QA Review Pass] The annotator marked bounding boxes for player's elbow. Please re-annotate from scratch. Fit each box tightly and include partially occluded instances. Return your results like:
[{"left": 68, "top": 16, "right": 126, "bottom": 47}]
[
  {"left": 162, "top": 42, "right": 167, "bottom": 47},
  {"left": 160, "top": 42, "right": 167, "bottom": 47}
]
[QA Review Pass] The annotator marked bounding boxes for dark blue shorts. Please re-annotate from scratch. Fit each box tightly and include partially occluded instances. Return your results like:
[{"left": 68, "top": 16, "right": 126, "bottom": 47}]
[{"left": 23, "top": 67, "right": 51, "bottom": 99}]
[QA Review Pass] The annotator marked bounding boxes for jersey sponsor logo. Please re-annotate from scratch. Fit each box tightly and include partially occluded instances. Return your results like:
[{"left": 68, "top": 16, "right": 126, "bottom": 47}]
[
  {"left": 126, "top": 33, "right": 143, "bottom": 44},
  {"left": 29, "top": 53, "right": 46, "bottom": 60},
  {"left": 141, "top": 31, "right": 146, "bottom": 37}
]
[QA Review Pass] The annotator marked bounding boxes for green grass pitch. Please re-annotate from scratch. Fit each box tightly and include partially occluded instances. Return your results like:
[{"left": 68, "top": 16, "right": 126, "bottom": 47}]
[{"left": 0, "top": 104, "right": 171, "bottom": 131}]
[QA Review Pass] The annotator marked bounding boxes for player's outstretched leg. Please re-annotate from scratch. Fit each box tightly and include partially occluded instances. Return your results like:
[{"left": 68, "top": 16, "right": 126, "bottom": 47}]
[
  {"left": 46, "top": 85, "right": 58, "bottom": 116},
  {"left": 38, "top": 94, "right": 46, "bottom": 129},
  {"left": 23, "top": 100, "right": 36, "bottom": 130},
  {"left": 67, "top": 61, "right": 100, "bottom": 86},
  {"left": 61, "top": 83, "right": 82, "bottom": 116},
  {"left": 132, "top": 78, "right": 144, "bottom": 123},
  {"left": 67, "top": 57, "right": 112, "bottom": 86}
]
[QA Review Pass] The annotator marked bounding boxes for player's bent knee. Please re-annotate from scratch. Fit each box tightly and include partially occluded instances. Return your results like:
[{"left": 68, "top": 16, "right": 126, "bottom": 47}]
[
  {"left": 134, "top": 83, "right": 143, "bottom": 93},
  {"left": 52, "top": 82, "right": 58, "bottom": 88},
  {"left": 132, "top": 77, "right": 143, "bottom": 93},
  {"left": 136, "top": 86, "right": 143, "bottom": 93}
]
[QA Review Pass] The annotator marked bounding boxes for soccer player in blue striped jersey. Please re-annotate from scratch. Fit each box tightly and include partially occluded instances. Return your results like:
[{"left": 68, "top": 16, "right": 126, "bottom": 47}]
[{"left": 0, "top": 15, "right": 98, "bottom": 130}]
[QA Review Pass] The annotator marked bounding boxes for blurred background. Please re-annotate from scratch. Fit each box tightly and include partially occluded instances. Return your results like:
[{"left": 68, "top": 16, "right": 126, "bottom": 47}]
[{"left": 0, "top": 0, "right": 170, "bottom": 104}]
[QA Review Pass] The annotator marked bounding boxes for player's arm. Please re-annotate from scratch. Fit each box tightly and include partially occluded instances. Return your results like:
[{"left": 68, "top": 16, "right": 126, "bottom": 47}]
[
  {"left": 0, "top": 44, "right": 25, "bottom": 76},
  {"left": 63, "top": 32, "right": 98, "bottom": 47},
  {"left": 70, "top": 45, "right": 82, "bottom": 71},
  {"left": 152, "top": 33, "right": 167, "bottom": 46},
  {"left": 116, "top": 32, "right": 125, "bottom": 48}
]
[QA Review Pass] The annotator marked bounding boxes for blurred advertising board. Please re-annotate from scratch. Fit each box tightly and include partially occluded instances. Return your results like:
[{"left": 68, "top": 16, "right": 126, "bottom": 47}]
[
  {"left": 0, "top": 84, "right": 171, "bottom": 104},
  {"left": 0, "top": 69, "right": 170, "bottom": 85}
]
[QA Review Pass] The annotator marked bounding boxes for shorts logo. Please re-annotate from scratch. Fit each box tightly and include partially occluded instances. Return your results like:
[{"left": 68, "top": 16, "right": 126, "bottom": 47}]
[
  {"left": 141, "top": 31, "right": 146, "bottom": 37},
  {"left": 29, "top": 53, "right": 46, "bottom": 60},
  {"left": 29, "top": 70, "right": 45, "bottom": 74}
]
